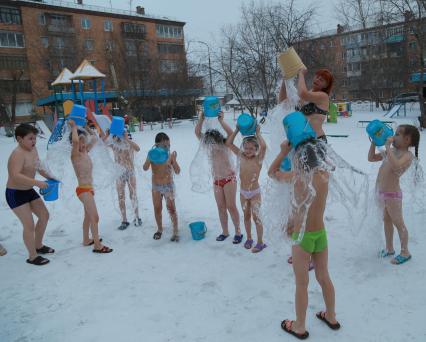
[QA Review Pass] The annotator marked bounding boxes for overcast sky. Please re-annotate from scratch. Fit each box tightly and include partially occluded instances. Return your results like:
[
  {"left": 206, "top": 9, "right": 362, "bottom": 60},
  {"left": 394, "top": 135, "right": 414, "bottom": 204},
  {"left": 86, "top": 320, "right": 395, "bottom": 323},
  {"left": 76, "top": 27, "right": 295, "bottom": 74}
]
[{"left": 84, "top": 0, "right": 339, "bottom": 43}]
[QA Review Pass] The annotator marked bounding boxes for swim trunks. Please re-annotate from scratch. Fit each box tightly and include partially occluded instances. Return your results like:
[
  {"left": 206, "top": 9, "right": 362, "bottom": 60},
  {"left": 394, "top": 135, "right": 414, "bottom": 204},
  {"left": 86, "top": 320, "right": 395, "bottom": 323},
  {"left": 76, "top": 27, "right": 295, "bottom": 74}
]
[
  {"left": 5, "top": 188, "right": 40, "bottom": 209},
  {"left": 152, "top": 183, "right": 175, "bottom": 198},
  {"left": 76, "top": 185, "right": 94, "bottom": 197},
  {"left": 292, "top": 228, "right": 328, "bottom": 254},
  {"left": 240, "top": 187, "right": 261, "bottom": 200},
  {"left": 214, "top": 174, "right": 236, "bottom": 188}
]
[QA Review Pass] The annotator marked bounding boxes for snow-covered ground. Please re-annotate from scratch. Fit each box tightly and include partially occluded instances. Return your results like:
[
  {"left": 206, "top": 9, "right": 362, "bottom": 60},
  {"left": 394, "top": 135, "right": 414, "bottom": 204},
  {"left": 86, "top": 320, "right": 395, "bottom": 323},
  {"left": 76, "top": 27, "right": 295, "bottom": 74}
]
[{"left": 0, "top": 111, "right": 425, "bottom": 342}]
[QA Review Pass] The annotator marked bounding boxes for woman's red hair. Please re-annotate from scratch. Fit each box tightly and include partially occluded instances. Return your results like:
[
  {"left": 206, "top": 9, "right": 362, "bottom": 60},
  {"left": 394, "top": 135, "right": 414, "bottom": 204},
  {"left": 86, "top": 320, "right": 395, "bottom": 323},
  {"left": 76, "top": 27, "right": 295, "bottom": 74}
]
[{"left": 315, "top": 69, "right": 334, "bottom": 95}]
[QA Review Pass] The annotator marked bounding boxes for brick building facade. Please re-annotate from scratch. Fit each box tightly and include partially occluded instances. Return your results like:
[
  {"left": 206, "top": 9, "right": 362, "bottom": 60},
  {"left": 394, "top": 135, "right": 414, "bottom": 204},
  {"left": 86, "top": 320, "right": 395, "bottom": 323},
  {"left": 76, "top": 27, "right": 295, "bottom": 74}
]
[
  {"left": 296, "top": 19, "right": 425, "bottom": 103},
  {"left": 0, "top": 0, "right": 197, "bottom": 120}
]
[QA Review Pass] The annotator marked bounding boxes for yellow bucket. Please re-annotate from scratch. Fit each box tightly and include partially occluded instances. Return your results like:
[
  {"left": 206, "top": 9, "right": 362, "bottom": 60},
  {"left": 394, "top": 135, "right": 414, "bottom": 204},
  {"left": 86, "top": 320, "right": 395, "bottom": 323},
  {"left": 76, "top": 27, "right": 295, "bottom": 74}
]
[{"left": 278, "top": 47, "right": 306, "bottom": 80}]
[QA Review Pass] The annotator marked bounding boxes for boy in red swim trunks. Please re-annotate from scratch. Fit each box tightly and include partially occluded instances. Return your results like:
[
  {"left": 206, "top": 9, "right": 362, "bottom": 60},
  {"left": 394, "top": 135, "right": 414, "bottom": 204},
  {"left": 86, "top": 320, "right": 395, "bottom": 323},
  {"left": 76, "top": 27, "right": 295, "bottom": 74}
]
[
  {"left": 195, "top": 111, "right": 242, "bottom": 243},
  {"left": 6, "top": 124, "right": 54, "bottom": 266},
  {"left": 69, "top": 120, "right": 112, "bottom": 253}
]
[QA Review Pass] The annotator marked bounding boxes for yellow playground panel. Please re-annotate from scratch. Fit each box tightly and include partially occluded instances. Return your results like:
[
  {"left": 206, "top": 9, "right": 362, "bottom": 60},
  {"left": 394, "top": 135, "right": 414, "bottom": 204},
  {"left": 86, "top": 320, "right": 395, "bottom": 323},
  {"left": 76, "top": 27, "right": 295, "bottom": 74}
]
[
  {"left": 336, "top": 102, "right": 352, "bottom": 117},
  {"left": 63, "top": 100, "right": 74, "bottom": 117}
]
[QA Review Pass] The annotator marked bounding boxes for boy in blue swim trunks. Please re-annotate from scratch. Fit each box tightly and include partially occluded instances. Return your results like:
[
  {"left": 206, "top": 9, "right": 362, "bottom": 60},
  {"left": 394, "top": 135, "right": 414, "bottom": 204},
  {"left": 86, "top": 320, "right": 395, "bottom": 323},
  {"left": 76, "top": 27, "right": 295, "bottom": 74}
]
[{"left": 5, "top": 124, "right": 55, "bottom": 266}]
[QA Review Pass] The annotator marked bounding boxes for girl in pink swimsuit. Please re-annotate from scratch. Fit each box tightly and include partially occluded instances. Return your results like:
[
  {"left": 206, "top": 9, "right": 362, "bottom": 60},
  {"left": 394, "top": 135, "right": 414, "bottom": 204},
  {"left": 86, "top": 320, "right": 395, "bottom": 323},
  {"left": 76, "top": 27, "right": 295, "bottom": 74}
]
[{"left": 368, "top": 124, "right": 420, "bottom": 265}]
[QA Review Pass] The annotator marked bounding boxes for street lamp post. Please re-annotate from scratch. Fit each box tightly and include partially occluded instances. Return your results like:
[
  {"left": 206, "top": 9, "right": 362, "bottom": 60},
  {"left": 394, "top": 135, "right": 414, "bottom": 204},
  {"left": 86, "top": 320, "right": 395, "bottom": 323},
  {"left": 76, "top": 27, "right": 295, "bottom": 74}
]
[{"left": 196, "top": 41, "right": 214, "bottom": 95}]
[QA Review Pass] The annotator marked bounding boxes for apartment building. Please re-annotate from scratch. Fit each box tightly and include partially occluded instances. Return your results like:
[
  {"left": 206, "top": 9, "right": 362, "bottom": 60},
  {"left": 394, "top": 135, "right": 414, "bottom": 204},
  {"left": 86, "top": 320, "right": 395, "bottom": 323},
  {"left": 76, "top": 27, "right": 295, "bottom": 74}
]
[
  {"left": 296, "top": 18, "right": 425, "bottom": 102},
  {"left": 0, "top": 0, "right": 197, "bottom": 120}
]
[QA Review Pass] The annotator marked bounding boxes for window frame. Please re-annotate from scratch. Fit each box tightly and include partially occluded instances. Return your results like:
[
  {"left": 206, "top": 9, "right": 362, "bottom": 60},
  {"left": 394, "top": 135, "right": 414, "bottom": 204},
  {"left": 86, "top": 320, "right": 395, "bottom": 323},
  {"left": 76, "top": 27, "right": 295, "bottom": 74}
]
[
  {"left": 0, "top": 30, "right": 25, "bottom": 48},
  {"left": 81, "top": 17, "right": 91, "bottom": 30},
  {"left": 104, "top": 19, "right": 113, "bottom": 32}
]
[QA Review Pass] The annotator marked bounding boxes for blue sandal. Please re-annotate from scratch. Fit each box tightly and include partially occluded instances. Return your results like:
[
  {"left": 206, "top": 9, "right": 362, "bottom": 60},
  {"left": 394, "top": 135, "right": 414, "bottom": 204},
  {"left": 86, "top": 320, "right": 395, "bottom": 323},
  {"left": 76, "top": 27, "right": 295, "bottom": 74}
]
[
  {"left": 232, "top": 234, "right": 243, "bottom": 244},
  {"left": 391, "top": 254, "right": 411, "bottom": 265},
  {"left": 216, "top": 234, "right": 229, "bottom": 242},
  {"left": 379, "top": 249, "right": 395, "bottom": 258}
]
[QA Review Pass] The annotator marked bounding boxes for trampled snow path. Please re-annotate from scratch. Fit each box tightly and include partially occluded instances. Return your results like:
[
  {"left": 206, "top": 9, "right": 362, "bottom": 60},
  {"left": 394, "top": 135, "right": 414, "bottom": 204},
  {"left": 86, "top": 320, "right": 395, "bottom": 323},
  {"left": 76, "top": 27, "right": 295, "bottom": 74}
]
[{"left": 1, "top": 112, "right": 425, "bottom": 342}]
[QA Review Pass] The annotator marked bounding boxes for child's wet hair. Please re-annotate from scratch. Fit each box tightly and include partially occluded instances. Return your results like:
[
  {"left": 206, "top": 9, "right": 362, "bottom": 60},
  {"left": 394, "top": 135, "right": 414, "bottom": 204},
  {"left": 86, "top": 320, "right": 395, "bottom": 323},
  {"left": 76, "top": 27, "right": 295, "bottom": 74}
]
[
  {"left": 203, "top": 129, "right": 226, "bottom": 144},
  {"left": 155, "top": 132, "right": 170, "bottom": 144},
  {"left": 399, "top": 124, "right": 420, "bottom": 158},
  {"left": 242, "top": 136, "right": 259, "bottom": 150},
  {"left": 68, "top": 129, "right": 87, "bottom": 144},
  {"left": 15, "top": 123, "right": 38, "bottom": 139}
]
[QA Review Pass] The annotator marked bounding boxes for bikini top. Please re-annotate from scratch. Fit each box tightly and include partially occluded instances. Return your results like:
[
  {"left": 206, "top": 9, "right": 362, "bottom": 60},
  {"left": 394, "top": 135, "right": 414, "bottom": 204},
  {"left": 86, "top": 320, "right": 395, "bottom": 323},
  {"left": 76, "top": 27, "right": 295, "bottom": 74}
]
[{"left": 297, "top": 102, "right": 328, "bottom": 116}]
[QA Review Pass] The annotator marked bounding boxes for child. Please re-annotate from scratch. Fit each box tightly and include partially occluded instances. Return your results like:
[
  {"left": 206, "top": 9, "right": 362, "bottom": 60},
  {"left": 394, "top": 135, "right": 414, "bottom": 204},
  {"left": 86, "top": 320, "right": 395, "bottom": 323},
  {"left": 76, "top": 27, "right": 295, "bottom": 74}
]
[
  {"left": 226, "top": 124, "right": 267, "bottom": 252},
  {"left": 104, "top": 130, "right": 142, "bottom": 230},
  {"left": 143, "top": 133, "right": 180, "bottom": 241},
  {"left": 195, "top": 112, "right": 242, "bottom": 243},
  {"left": 368, "top": 124, "right": 420, "bottom": 265},
  {"left": 69, "top": 120, "right": 113, "bottom": 253},
  {"left": 5, "top": 124, "right": 53, "bottom": 266}
]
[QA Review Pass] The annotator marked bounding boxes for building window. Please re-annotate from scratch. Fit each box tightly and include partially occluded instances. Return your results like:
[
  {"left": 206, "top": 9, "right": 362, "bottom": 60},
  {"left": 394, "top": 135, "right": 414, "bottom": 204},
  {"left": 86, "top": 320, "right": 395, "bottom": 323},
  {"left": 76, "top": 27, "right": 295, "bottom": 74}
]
[
  {"left": 84, "top": 39, "right": 94, "bottom": 51},
  {"left": 160, "top": 59, "right": 179, "bottom": 73},
  {"left": 90, "top": 60, "right": 96, "bottom": 65},
  {"left": 156, "top": 25, "right": 183, "bottom": 38},
  {"left": 54, "top": 36, "right": 65, "bottom": 49},
  {"left": 125, "top": 40, "right": 137, "bottom": 56},
  {"left": 0, "top": 31, "right": 25, "bottom": 48},
  {"left": 0, "top": 55, "right": 27, "bottom": 69},
  {"left": 409, "top": 41, "right": 417, "bottom": 49},
  {"left": 0, "top": 80, "right": 32, "bottom": 93},
  {"left": 123, "top": 22, "right": 146, "bottom": 34},
  {"left": 81, "top": 18, "right": 91, "bottom": 30},
  {"left": 105, "top": 40, "right": 114, "bottom": 51},
  {"left": 50, "top": 14, "right": 68, "bottom": 27},
  {"left": 38, "top": 13, "right": 46, "bottom": 25},
  {"left": 0, "top": 7, "right": 21, "bottom": 25},
  {"left": 41, "top": 36, "right": 49, "bottom": 48},
  {"left": 104, "top": 20, "right": 113, "bottom": 32},
  {"left": 157, "top": 43, "right": 184, "bottom": 54}
]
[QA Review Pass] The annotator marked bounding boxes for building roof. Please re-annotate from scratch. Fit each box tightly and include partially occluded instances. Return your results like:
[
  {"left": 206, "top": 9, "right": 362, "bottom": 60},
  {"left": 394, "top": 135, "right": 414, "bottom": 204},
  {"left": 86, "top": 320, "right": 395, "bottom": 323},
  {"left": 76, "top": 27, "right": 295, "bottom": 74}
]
[
  {"left": 71, "top": 60, "right": 106, "bottom": 80},
  {"left": 51, "top": 67, "right": 74, "bottom": 86},
  {"left": 14, "top": 0, "right": 185, "bottom": 25}
]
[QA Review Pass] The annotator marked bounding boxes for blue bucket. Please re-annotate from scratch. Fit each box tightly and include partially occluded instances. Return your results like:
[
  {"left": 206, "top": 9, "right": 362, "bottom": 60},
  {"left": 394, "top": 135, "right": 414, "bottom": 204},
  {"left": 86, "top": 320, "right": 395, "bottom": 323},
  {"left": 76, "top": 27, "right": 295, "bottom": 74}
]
[
  {"left": 282, "top": 111, "right": 316, "bottom": 148},
  {"left": 189, "top": 221, "right": 207, "bottom": 240},
  {"left": 110, "top": 116, "right": 125, "bottom": 138},
  {"left": 68, "top": 104, "right": 87, "bottom": 127},
  {"left": 39, "top": 179, "right": 60, "bottom": 201},
  {"left": 238, "top": 113, "right": 257, "bottom": 136},
  {"left": 366, "top": 120, "right": 394, "bottom": 147},
  {"left": 148, "top": 146, "right": 169, "bottom": 164},
  {"left": 280, "top": 156, "right": 292, "bottom": 171},
  {"left": 203, "top": 96, "right": 221, "bottom": 118}
]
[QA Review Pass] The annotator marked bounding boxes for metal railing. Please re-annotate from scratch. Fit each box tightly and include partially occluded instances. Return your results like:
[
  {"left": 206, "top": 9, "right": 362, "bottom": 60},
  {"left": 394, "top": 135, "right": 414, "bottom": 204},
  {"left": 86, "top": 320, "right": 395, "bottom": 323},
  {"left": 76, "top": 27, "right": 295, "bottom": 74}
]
[{"left": 18, "top": 0, "right": 182, "bottom": 22}]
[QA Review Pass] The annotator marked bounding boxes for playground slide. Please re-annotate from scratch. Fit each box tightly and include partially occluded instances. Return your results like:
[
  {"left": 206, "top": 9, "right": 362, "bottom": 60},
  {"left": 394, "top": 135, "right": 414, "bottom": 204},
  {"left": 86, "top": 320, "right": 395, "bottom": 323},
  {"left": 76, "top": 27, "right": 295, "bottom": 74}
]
[
  {"left": 384, "top": 103, "right": 402, "bottom": 117},
  {"left": 93, "top": 114, "right": 111, "bottom": 133},
  {"left": 36, "top": 120, "right": 51, "bottom": 137}
]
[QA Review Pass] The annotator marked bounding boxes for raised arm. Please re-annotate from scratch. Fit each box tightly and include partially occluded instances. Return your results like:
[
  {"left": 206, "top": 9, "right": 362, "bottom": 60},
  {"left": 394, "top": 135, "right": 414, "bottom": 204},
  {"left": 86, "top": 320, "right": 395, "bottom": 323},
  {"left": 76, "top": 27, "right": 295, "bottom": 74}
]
[
  {"left": 256, "top": 125, "right": 267, "bottom": 161},
  {"left": 225, "top": 126, "right": 241, "bottom": 155},
  {"left": 297, "top": 68, "right": 329, "bottom": 106},
  {"left": 278, "top": 80, "right": 287, "bottom": 103},
  {"left": 8, "top": 152, "right": 47, "bottom": 189},
  {"left": 268, "top": 140, "right": 291, "bottom": 180},
  {"left": 218, "top": 111, "right": 233, "bottom": 137},
  {"left": 69, "top": 120, "right": 80, "bottom": 157},
  {"left": 195, "top": 111, "right": 204, "bottom": 140},
  {"left": 367, "top": 142, "right": 383, "bottom": 162},
  {"left": 124, "top": 132, "right": 140, "bottom": 152},
  {"left": 170, "top": 151, "right": 181, "bottom": 175}
]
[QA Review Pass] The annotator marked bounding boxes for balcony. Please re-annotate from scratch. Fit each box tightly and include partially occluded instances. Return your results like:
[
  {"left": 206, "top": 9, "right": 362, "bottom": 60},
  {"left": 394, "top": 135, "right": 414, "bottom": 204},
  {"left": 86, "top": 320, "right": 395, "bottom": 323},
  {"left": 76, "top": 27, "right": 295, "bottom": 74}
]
[{"left": 47, "top": 25, "right": 75, "bottom": 34}]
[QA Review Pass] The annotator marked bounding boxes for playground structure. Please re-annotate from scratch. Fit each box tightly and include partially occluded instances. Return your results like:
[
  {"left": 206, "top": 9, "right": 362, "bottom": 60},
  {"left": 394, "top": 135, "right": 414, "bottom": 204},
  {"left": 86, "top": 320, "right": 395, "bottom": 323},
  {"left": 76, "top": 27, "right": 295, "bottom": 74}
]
[
  {"left": 47, "top": 60, "right": 112, "bottom": 149},
  {"left": 336, "top": 102, "right": 352, "bottom": 117}
]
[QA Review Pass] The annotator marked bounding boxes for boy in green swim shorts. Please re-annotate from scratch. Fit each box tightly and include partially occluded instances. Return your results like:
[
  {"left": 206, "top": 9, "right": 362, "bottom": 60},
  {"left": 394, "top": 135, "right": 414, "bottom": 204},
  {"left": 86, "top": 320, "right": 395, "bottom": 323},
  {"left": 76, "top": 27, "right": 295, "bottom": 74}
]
[{"left": 291, "top": 229, "right": 328, "bottom": 254}]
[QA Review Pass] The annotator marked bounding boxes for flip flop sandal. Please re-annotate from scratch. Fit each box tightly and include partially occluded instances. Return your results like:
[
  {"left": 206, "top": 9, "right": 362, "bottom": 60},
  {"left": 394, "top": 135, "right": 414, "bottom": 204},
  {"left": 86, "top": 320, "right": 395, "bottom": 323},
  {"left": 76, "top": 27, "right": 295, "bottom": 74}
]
[
  {"left": 281, "top": 320, "right": 309, "bottom": 340},
  {"left": 252, "top": 243, "right": 267, "bottom": 253},
  {"left": 0, "top": 243, "right": 7, "bottom": 256},
  {"left": 93, "top": 246, "right": 113, "bottom": 254},
  {"left": 232, "top": 234, "right": 244, "bottom": 244},
  {"left": 379, "top": 249, "right": 395, "bottom": 258},
  {"left": 85, "top": 238, "right": 103, "bottom": 246},
  {"left": 288, "top": 256, "right": 314, "bottom": 271},
  {"left": 316, "top": 311, "right": 341, "bottom": 330},
  {"left": 36, "top": 245, "right": 55, "bottom": 254},
  {"left": 118, "top": 221, "right": 130, "bottom": 230},
  {"left": 153, "top": 231, "right": 163, "bottom": 240},
  {"left": 170, "top": 234, "right": 180, "bottom": 242},
  {"left": 391, "top": 254, "right": 412, "bottom": 265},
  {"left": 134, "top": 218, "right": 142, "bottom": 227},
  {"left": 26, "top": 256, "right": 50, "bottom": 266},
  {"left": 216, "top": 234, "right": 229, "bottom": 241},
  {"left": 244, "top": 239, "right": 253, "bottom": 249}
]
